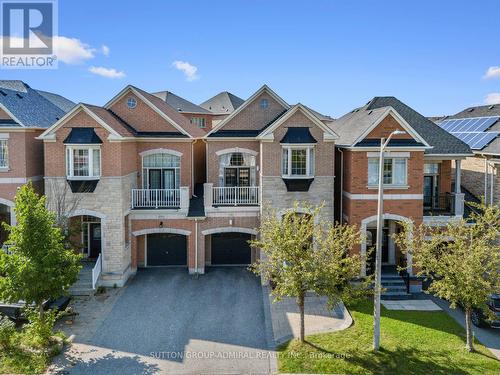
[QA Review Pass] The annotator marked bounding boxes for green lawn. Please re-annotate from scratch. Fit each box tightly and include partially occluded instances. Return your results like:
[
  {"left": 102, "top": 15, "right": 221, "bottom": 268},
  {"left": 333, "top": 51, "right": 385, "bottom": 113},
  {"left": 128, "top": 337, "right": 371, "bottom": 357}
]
[{"left": 278, "top": 299, "right": 500, "bottom": 375}]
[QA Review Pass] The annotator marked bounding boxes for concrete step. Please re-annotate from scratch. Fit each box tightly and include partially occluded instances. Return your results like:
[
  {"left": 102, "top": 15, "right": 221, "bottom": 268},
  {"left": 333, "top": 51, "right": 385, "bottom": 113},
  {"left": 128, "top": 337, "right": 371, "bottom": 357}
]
[
  {"left": 381, "top": 292, "right": 413, "bottom": 300},
  {"left": 382, "top": 279, "right": 406, "bottom": 285}
]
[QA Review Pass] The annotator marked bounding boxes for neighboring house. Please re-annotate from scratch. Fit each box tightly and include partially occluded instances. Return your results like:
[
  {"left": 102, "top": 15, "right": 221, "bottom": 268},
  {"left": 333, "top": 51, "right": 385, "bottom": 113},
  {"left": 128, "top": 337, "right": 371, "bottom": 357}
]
[
  {"left": 37, "top": 83, "right": 472, "bottom": 293},
  {"left": 200, "top": 91, "right": 245, "bottom": 128},
  {"left": 330, "top": 97, "right": 472, "bottom": 290},
  {"left": 434, "top": 104, "right": 500, "bottom": 204},
  {"left": 0, "top": 80, "right": 74, "bottom": 245},
  {"left": 153, "top": 90, "right": 215, "bottom": 131}
]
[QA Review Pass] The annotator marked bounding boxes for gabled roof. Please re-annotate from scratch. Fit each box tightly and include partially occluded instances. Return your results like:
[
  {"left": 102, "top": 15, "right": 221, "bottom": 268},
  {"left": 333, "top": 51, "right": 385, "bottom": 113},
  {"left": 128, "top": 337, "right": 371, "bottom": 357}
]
[
  {"left": 104, "top": 85, "right": 205, "bottom": 138},
  {"left": 330, "top": 97, "right": 472, "bottom": 155},
  {"left": 39, "top": 103, "right": 132, "bottom": 140},
  {"left": 257, "top": 104, "right": 338, "bottom": 142},
  {"left": 200, "top": 91, "right": 244, "bottom": 114},
  {"left": 0, "top": 80, "right": 74, "bottom": 128},
  {"left": 207, "top": 85, "right": 290, "bottom": 137},
  {"left": 152, "top": 91, "right": 211, "bottom": 114}
]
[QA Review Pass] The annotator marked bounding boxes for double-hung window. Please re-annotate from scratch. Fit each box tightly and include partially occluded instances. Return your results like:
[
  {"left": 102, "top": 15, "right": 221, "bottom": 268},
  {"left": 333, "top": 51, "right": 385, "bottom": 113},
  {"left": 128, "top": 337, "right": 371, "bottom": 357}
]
[
  {"left": 66, "top": 146, "right": 101, "bottom": 179},
  {"left": 0, "top": 139, "right": 8, "bottom": 169},
  {"left": 282, "top": 146, "right": 315, "bottom": 178},
  {"left": 368, "top": 157, "right": 407, "bottom": 186},
  {"left": 190, "top": 117, "right": 206, "bottom": 128}
]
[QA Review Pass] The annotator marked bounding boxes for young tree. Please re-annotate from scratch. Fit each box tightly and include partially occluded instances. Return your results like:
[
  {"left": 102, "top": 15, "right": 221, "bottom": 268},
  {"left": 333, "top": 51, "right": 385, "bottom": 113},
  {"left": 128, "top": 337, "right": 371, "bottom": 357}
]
[
  {"left": 394, "top": 203, "right": 500, "bottom": 352},
  {"left": 251, "top": 203, "right": 367, "bottom": 342},
  {"left": 0, "top": 183, "right": 81, "bottom": 320}
]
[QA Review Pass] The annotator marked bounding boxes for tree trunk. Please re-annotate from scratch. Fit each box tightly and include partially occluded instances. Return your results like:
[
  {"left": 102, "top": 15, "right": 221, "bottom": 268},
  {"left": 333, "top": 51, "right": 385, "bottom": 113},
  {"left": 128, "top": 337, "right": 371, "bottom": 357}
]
[
  {"left": 38, "top": 302, "right": 44, "bottom": 322},
  {"left": 465, "top": 308, "right": 475, "bottom": 352},
  {"left": 298, "top": 292, "right": 305, "bottom": 343}
]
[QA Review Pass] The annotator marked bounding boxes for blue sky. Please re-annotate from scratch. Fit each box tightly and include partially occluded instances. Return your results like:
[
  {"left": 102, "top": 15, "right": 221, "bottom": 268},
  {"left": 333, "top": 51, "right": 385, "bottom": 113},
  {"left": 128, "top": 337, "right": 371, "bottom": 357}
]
[{"left": 3, "top": 0, "right": 500, "bottom": 117}]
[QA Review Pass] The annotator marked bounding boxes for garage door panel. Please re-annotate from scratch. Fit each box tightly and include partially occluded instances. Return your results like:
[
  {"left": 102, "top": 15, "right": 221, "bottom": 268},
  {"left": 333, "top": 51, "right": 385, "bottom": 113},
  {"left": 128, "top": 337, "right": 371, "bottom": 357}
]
[
  {"left": 211, "top": 233, "right": 251, "bottom": 265},
  {"left": 147, "top": 233, "right": 187, "bottom": 266}
]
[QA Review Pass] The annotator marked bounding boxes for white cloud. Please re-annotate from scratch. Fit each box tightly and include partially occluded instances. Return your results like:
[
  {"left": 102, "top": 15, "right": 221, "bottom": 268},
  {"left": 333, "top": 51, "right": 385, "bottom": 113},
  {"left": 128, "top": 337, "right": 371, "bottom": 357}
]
[
  {"left": 484, "top": 66, "right": 500, "bottom": 79},
  {"left": 101, "top": 45, "right": 110, "bottom": 57},
  {"left": 485, "top": 93, "right": 500, "bottom": 105},
  {"left": 89, "top": 66, "right": 125, "bottom": 79},
  {"left": 53, "top": 36, "right": 95, "bottom": 64},
  {"left": 172, "top": 60, "right": 199, "bottom": 81}
]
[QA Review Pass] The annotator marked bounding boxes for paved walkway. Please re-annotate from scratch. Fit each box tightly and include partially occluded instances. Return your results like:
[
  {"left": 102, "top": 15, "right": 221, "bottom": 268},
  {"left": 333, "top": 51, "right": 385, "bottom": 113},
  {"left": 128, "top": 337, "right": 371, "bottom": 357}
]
[
  {"left": 267, "top": 288, "right": 352, "bottom": 346},
  {"left": 382, "top": 299, "right": 442, "bottom": 311}
]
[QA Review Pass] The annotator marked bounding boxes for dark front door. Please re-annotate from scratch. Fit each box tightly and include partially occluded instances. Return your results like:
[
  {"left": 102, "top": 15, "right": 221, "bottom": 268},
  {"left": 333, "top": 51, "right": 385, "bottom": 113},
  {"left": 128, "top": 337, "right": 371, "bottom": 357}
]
[
  {"left": 423, "top": 175, "right": 438, "bottom": 208},
  {"left": 367, "top": 227, "right": 389, "bottom": 270},
  {"left": 147, "top": 233, "right": 187, "bottom": 266},
  {"left": 89, "top": 223, "right": 101, "bottom": 258},
  {"left": 211, "top": 233, "right": 252, "bottom": 265}
]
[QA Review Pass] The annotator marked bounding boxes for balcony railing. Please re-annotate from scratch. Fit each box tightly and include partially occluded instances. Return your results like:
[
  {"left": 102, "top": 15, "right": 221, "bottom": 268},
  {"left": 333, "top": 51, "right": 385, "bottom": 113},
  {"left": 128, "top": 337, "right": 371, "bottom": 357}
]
[
  {"left": 131, "top": 188, "right": 180, "bottom": 209},
  {"left": 211, "top": 186, "right": 260, "bottom": 206},
  {"left": 423, "top": 193, "right": 455, "bottom": 216}
]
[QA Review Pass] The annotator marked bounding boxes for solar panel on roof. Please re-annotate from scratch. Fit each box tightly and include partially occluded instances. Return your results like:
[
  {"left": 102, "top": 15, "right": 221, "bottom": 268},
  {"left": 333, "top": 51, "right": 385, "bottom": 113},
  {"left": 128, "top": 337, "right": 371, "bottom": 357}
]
[
  {"left": 471, "top": 132, "right": 499, "bottom": 149},
  {"left": 440, "top": 116, "right": 500, "bottom": 133}
]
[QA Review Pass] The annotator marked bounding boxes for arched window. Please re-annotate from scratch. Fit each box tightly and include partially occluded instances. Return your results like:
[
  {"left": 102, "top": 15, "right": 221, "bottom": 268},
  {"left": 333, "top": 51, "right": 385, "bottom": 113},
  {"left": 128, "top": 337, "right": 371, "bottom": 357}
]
[
  {"left": 218, "top": 152, "right": 256, "bottom": 187},
  {"left": 142, "top": 152, "right": 180, "bottom": 189}
]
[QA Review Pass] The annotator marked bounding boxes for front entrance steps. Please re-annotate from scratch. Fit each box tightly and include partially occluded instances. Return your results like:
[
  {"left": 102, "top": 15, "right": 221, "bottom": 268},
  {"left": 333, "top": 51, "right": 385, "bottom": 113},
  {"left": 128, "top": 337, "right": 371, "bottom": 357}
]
[
  {"left": 381, "top": 265, "right": 411, "bottom": 300},
  {"left": 69, "top": 260, "right": 95, "bottom": 296}
]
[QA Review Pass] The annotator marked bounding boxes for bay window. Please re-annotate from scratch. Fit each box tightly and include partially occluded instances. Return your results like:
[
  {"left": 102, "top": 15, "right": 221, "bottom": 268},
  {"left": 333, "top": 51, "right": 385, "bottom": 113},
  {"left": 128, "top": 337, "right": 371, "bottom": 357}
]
[
  {"left": 282, "top": 146, "right": 315, "bottom": 178},
  {"left": 66, "top": 146, "right": 101, "bottom": 179},
  {"left": 368, "top": 157, "right": 407, "bottom": 186}
]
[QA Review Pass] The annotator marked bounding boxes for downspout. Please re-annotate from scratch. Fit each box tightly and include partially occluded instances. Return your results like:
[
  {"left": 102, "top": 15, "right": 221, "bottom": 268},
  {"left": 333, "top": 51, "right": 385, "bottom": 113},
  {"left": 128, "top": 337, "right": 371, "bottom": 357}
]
[
  {"left": 484, "top": 156, "right": 488, "bottom": 203},
  {"left": 194, "top": 218, "right": 199, "bottom": 277},
  {"left": 191, "top": 139, "right": 196, "bottom": 197},
  {"left": 339, "top": 148, "right": 344, "bottom": 222},
  {"left": 490, "top": 162, "right": 495, "bottom": 205}
]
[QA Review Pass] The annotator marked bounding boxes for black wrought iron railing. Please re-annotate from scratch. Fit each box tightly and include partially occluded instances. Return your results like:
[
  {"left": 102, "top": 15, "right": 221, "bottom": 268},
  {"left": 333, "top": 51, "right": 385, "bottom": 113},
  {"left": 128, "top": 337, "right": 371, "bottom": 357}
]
[{"left": 423, "top": 193, "right": 455, "bottom": 216}]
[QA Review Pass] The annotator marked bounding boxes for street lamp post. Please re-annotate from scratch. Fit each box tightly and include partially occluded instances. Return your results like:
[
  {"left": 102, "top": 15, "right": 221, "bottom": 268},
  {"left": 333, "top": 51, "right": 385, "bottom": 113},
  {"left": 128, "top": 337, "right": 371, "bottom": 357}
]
[{"left": 373, "top": 130, "right": 406, "bottom": 351}]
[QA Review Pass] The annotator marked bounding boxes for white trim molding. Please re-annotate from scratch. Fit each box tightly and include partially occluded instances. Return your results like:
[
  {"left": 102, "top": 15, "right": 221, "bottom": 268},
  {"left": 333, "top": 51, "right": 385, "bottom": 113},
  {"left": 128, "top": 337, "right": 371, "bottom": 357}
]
[
  {"left": 215, "top": 147, "right": 258, "bottom": 157},
  {"left": 139, "top": 148, "right": 183, "bottom": 157},
  {"left": 68, "top": 209, "right": 107, "bottom": 220},
  {"left": 201, "top": 227, "right": 258, "bottom": 236},
  {"left": 0, "top": 175, "right": 43, "bottom": 184},
  {"left": 132, "top": 227, "right": 191, "bottom": 237},
  {"left": 343, "top": 191, "right": 423, "bottom": 200}
]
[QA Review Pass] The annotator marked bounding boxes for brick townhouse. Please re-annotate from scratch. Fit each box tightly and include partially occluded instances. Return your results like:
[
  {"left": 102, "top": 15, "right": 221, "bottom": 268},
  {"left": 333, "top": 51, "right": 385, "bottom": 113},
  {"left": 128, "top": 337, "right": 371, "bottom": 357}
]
[
  {"left": 37, "top": 83, "right": 471, "bottom": 293},
  {"left": 433, "top": 104, "right": 500, "bottom": 205},
  {"left": 0, "top": 80, "right": 74, "bottom": 246}
]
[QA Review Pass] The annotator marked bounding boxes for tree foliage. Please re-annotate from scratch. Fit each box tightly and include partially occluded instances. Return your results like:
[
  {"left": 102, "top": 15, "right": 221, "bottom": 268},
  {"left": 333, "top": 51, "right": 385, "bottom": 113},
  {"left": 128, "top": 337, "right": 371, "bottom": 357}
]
[
  {"left": 0, "top": 183, "right": 81, "bottom": 318},
  {"left": 251, "top": 202, "right": 368, "bottom": 342},
  {"left": 394, "top": 202, "right": 500, "bottom": 352}
]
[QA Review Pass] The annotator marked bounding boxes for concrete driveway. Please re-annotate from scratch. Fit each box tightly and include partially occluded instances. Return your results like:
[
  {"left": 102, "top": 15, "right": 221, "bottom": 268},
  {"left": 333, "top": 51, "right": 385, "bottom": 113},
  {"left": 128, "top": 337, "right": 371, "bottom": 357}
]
[{"left": 49, "top": 267, "right": 275, "bottom": 375}]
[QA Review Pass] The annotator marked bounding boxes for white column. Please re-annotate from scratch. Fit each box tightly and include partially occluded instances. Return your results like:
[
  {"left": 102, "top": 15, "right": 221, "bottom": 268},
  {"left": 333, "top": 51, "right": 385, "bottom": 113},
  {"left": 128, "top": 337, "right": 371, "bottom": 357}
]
[
  {"left": 406, "top": 225, "right": 413, "bottom": 276},
  {"left": 454, "top": 160, "right": 464, "bottom": 216},
  {"left": 180, "top": 186, "right": 189, "bottom": 212},
  {"left": 203, "top": 183, "right": 213, "bottom": 211},
  {"left": 484, "top": 158, "right": 488, "bottom": 203}
]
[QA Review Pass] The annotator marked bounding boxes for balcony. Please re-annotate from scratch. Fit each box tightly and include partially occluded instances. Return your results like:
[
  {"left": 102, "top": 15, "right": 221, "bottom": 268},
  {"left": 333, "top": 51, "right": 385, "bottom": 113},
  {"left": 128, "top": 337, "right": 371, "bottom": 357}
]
[
  {"left": 423, "top": 192, "right": 465, "bottom": 225},
  {"left": 204, "top": 184, "right": 260, "bottom": 210},
  {"left": 131, "top": 187, "right": 189, "bottom": 210}
]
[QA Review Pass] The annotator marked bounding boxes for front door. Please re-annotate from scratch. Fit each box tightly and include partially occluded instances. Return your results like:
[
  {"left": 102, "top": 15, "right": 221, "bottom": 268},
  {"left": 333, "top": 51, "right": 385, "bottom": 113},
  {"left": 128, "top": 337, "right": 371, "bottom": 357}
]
[
  {"left": 89, "top": 223, "right": 101, "bottom": 258},
  {"left": 423, "top": 175, "right": 438, "bottom": 208},
  {"left": 367, "top": 226, "right": 390, "bottom": 273}
]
